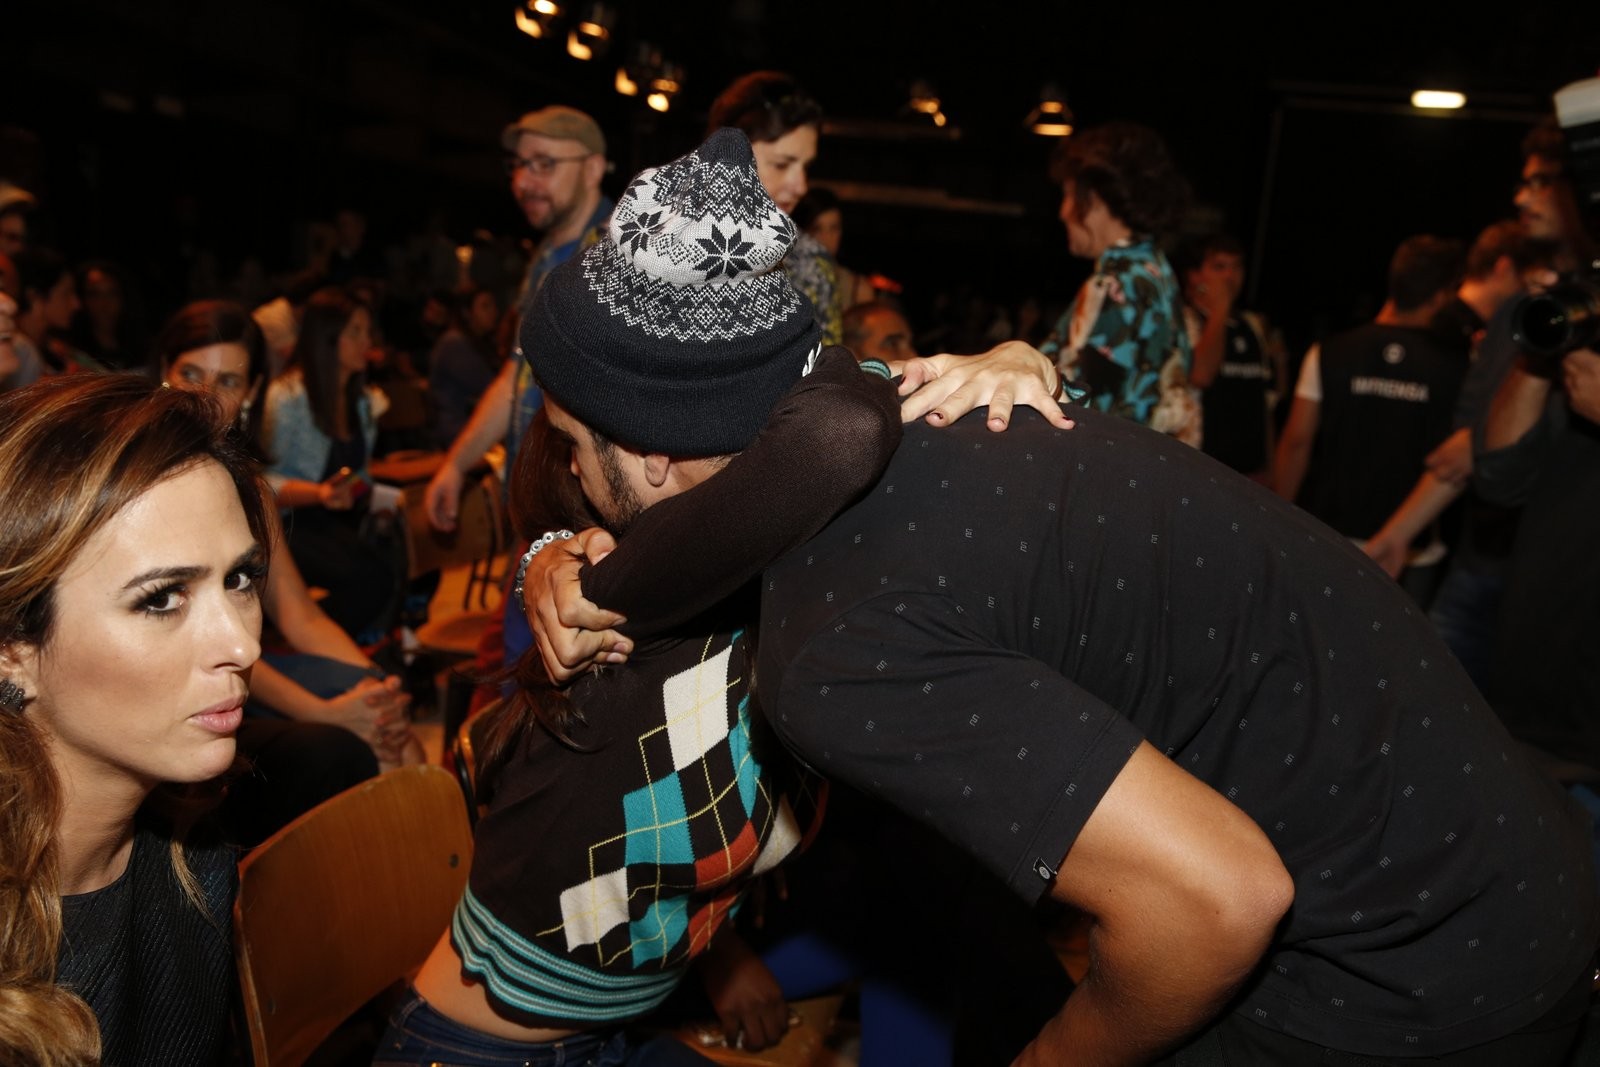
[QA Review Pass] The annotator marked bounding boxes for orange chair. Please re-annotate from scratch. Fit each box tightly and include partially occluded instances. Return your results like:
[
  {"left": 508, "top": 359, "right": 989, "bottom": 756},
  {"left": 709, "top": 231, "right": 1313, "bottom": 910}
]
[{"left": 234, "top": 765, "right": 472, "bottom": 1066}]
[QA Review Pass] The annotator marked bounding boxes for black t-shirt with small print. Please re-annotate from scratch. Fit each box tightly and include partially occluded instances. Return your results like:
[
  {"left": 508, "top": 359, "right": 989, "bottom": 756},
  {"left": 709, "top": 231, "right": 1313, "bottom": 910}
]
[{"left": 755, "top": 406, "right": 1597, "bottom": 1059}]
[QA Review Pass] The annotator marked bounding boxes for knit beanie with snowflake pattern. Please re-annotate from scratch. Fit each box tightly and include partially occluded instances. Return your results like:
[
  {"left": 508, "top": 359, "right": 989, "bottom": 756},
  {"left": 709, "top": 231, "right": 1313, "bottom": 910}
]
[{"left": 523, "top": 127, "right": 823, "bottom": 456}]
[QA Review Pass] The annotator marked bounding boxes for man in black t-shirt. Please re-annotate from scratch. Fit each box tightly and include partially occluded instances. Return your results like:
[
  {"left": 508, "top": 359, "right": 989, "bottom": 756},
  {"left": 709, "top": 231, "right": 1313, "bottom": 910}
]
[
  {"left": 1274, "top": 236, "right": 1467, "bottom": 606},
  {"left": 521, "top": 130, "right": 1599, "bottom": 1067}
]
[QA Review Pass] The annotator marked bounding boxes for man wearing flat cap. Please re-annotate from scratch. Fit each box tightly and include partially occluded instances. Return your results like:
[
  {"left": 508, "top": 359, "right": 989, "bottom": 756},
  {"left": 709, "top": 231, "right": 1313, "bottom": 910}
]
[{"left": 422, "top": 104, "right": 614, "bottom": 671}]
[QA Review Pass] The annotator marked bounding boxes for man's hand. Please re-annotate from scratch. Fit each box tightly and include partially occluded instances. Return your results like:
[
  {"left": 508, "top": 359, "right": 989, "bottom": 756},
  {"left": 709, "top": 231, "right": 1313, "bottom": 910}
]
[
  {"left": 1362, "top": 532, "right": 1409, "bottom": 579},
  {"left": 896, "top": 341, "right": 1076, "bottom": 432},
  {"left": 424, "top": 462, "right": 464, "bottom": 532},
  {"left": 697, "top": 929, "right": 790, "bottom": 1052},
  {"left": 1423, "top": 428, "right": 1473, "bottom": 486},
  {"left": 1562, "top": 348, "right": 1600, "bottom": 424},
  {"left": 522, "top": 528, "right": 633, "bottom": 684},
  {"left": 1192, "top": 280, "right": 1235, "bottom": 322}
]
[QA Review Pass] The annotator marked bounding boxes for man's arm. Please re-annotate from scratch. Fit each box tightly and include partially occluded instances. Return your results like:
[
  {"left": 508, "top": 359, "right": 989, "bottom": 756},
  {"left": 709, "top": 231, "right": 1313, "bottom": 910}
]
[
  {"left": 1471, "top": 351, "right": 1584, "bottom": 508},
  {"left": 1482, "top": 361, "right": 1553, "bottom": 453},
  {"left": 424, "top": 358, "right": 515, "bottom": 531},
  {"left": 1186, "top": 292, "right": 1234, "bottom": 390},
  {"left": 521, "top": 344, "right": 1079, "bottom": 681},
  {"left": 1362, "top": 427, "right": 1471, "bottom": 578},
  {"left": 1272, "top": 395, "right": 1319, "bottom": 502},
  {"left": 1017, "top": 742, "right": 1293, "bottom": 1067}
]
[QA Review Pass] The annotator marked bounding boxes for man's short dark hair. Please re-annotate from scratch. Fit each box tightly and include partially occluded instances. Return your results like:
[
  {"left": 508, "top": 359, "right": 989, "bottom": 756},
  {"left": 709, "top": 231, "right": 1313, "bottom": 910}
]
[
  {"left": 1174, "top": 232, "right": 1245, "bottom": 275},
  {"left": 1465, "top": 219, "right": 1545, "bottom": 280},
  {"left": 792, "top": 187, "right": 841, "bottom": 232},
  {"left": 1387, "top": 235, "right": 1465, "bottom": 312},
  {"left": 1522, "top": 119, "right": 1567, "bottom": 171},
  {"left": 14, "top": 246, "right": 69, "bottom": 313}
]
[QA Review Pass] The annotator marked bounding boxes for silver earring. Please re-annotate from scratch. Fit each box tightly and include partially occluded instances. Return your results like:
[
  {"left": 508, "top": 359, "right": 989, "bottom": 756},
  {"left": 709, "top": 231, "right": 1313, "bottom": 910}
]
[{"left": 0, "top": 679, "right": 24, "bottom": 712}]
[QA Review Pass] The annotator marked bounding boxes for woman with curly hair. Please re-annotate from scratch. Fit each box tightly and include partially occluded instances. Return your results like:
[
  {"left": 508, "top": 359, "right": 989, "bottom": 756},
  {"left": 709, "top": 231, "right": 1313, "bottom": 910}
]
[
  {"left": 1039, "top": 121, "right": 1198, "bottom": 441},
  {"left": 707, "top": 71, "right": 845, "bottom": 347},
  {"left": 0, "top": 374, "right": 270, "bottom": 1065}
]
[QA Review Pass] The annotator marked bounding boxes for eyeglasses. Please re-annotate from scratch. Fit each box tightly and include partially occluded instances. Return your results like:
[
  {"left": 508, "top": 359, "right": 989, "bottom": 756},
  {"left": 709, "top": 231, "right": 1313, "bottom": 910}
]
[
  {"left": 1516, "top": 170, "right": 1565, "bottom": 193},
  {"left": 504, "top": 152, "right": 592, "bottom": 177}
]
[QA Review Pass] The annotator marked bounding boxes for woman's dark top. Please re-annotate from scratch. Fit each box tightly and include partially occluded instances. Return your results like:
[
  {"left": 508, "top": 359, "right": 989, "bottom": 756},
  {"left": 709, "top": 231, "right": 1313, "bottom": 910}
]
[{"left": 57, "top": 823, "right": 236, "bottom": 1066}]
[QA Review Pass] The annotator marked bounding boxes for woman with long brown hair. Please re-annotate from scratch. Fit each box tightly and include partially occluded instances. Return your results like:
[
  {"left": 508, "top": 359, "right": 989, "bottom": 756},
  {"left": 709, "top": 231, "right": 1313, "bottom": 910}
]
[
  {"left": 0, "top": 374, "right": 269, "bottom": 1065},
  {"left": 261, "top": 285, "right": 399, "bottom": 641}
]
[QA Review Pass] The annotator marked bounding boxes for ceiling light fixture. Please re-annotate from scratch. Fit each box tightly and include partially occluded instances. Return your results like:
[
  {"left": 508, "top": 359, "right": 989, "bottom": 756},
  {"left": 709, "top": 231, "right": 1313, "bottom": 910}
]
[
  {"left": 1026, "top": 83, "right": 1075, "bottom": 136},
  {"left": 514, "top": 1, "right": 558, "bottom": 39},
  {"left": 566, "top": 2, "right": 613, "bottom": 60},
  {"left": 1411, "top": 89, "right": 1467, "bottom": 111},
  {"left": 905, "top": 79, "right": 949, "bottom": 129}
]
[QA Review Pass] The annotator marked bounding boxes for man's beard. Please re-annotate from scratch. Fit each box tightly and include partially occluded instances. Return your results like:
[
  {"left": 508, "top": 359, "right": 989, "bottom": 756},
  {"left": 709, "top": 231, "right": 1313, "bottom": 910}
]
[
  {"left": 522, "top": 193, "right": 574, "bottom": 234},
  {"left": 595, "top": 439, "right": 644, "bottom": 536}
]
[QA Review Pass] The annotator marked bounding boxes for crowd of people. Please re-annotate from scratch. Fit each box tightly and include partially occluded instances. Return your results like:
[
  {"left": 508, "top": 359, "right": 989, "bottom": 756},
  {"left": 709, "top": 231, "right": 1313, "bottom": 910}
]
[{"left": 0, "top": 59, "right": 1597, "bottom": 1067}]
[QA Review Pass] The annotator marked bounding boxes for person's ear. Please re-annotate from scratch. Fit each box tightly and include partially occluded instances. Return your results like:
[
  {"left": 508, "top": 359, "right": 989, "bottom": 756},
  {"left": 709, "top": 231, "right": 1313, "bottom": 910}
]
[
  {"left": 642, "top": 453, "right": 671, "bottom": 489},
  {"left": 583, "top": 153, "right": 608, "bottom": 190},
  {"left": 0, "top": 640, "right": 41, "bottom": 713}
]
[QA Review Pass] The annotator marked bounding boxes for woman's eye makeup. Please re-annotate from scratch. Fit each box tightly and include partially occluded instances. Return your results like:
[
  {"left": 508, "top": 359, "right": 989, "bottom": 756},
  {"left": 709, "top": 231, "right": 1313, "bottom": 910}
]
[
  {"left": 136, "top": 584, "right": 186, "bottom": 616},
  {"left": 226, "top": 558, "right": 269, "bottom": 594}
]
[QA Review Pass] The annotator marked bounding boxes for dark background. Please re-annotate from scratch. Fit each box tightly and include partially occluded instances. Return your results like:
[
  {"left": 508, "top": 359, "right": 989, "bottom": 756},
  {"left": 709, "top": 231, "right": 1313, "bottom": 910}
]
[{"left": 7, "top": 0, "right": 1598, "bottom": 354}]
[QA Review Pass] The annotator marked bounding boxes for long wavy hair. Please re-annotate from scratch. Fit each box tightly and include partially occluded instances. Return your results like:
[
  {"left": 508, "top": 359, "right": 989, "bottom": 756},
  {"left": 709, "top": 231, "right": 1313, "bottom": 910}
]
[
  {"left": 475, "top": 406, "right": 602, "bottom": 795},
  {"left": 0, "top": 375, "right": 270, "bottom": 1067},
  {"left": 286, "top": 286, "right": 367, "bottom": 441}
]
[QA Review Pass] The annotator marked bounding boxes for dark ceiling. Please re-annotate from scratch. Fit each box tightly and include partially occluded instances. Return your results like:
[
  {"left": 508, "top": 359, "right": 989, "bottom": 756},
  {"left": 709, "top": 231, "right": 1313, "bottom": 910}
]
[{"left": 7, "top": 0, "right": 1599, "bottom": 347}]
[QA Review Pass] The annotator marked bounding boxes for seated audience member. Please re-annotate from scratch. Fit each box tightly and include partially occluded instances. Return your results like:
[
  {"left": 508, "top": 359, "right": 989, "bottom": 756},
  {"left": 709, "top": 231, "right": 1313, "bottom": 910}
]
[
  {"left": 0, "top": 375, "right": 265, "bottom": 1065},
  {"left": 154, "top": 300, "right": 419, "bottom": 846},
  {"left": 792, "top": 188, "right": 875, "bottom": 311},
  {"left": 71, "top": 260, "right": 145, "bottom": 371},
  {"left": 262, "top": 286, "right": 400, "bottom": 642},
  {"left": 1180, "top": 233, "right": 1285, "bottom": 481},
  {"left": 0, "top": 289, "right": 20, "bottom": 384},
  {"left": 841, "top": 300, "right": 917, "bottom": 365},
  {"left": 521, "top": 129, "right": 1598, "bottom": 1067},
  {"left": 1038, "top": 122, "right": 1196, "bottom": 441},
  {"left": 428, "top": 285, "right": 503, "bottom": 450},
  {"left": 252, "top": 271, "right": 323, "bottom": 380},
  {"left": 1274, "top": 235, "right": 1466, "bottom": 607},
  {"left": 0, "top": 182, "right": 33, "bottom": 259},
  {"left": 15, "top": 248, "right": 93, "bottom": 377},
  {"left": 381, "top": 409, "right": 849, "bottom": 1067}
]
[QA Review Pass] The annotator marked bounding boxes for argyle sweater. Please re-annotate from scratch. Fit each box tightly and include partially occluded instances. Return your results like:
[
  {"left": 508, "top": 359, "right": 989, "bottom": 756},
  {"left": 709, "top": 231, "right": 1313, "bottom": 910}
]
[{"left": 453, "top": 623, "right": 825, "bottom": 1029}]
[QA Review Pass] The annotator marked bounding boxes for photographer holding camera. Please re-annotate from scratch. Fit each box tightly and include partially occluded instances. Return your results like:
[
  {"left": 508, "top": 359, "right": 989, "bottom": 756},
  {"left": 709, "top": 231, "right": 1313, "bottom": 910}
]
[{"left": 1475, "top": 78, "right": 1600, "bottom": 838}]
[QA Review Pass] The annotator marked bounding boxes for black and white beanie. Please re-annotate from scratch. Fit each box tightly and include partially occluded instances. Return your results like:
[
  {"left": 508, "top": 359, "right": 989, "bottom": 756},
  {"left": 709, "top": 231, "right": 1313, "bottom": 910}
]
[{"left": 524, "top": 127, "right": 823, "bottom": 456}]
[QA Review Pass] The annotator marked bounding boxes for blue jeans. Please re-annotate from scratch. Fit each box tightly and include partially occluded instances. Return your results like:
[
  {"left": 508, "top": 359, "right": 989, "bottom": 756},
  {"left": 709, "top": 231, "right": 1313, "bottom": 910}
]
[
  {"left": 372, "top": 990, "right": 716, "bottom": 1067},
  {"left": 1428, "top": 565, "right": 1503, "bottom": 696}
]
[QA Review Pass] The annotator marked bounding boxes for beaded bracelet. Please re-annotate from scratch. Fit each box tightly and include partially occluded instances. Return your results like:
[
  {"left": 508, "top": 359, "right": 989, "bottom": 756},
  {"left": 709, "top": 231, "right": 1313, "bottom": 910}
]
[{"left": 511, "top": 529, "right": 576, "bottom": 605}]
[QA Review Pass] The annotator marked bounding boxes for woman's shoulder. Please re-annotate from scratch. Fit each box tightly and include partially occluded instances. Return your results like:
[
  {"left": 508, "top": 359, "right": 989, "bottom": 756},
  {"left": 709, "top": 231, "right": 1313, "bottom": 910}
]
[{"left": 265, "top": 369, "right": 310, "bottom": 408}]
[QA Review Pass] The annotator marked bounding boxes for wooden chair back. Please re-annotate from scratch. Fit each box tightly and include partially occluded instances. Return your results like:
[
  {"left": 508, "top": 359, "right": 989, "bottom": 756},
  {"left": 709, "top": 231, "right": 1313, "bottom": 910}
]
[
  {"left": 234, "top": 765, "right": 472, "bottom": 1066},
  {"left": 401, "top": 472, "right": 505, "bottom": 598}
]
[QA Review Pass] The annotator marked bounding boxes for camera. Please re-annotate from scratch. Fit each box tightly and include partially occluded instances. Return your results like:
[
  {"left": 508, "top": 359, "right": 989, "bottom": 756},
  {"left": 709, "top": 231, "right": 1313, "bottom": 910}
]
[{"left": 1512, "top": 77, "right": 1600, "bottom": 360}]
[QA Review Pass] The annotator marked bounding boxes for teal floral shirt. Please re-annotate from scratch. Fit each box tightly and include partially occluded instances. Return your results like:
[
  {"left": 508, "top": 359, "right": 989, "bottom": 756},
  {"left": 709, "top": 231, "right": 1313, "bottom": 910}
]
[{"left": 1040, "top": 237, "right": 1197, "bottom": 440}]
